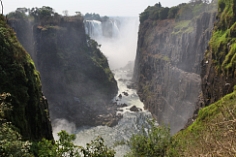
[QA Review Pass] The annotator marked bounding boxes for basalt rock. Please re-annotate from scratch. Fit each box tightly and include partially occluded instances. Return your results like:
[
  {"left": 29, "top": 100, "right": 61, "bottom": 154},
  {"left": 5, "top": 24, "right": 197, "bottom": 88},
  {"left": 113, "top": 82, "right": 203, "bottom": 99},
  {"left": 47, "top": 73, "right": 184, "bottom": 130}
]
[
  {"left": 134, "top": 6, "right": 216, "bottom": 133},
  {"left": 201, "top": 0, "right": 236, "bottom": 107},
  {"left": 8, "top": 11, "right": 118, "bottom": 127}
]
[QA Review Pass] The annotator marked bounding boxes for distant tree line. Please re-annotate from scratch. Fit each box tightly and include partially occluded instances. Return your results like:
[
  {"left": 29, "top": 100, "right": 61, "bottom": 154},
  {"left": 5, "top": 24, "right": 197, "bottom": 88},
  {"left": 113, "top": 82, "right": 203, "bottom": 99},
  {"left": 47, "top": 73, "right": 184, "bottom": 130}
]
[
  {"left": 7, "top": 7, "right": 111, "bottom": 25},
  {"left": 139, "top": 0, "right": 215, "bottom": 23},
  {"left": 84, "top": 13, "right": 110, "bottom": 22},
  {"left": 7, "top": 6, "right": 85, "bottom": 26}
]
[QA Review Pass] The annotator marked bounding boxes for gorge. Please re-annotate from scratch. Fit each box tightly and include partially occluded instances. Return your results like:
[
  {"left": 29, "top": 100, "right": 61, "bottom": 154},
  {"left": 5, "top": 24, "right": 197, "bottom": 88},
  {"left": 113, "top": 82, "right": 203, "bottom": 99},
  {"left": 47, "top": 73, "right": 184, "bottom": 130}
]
[
  {"left": 133, "top": 1, "right": 217, "bottom": 133},
  {"left": 1, "top": 0, "right": 236, "bottom": 156}
]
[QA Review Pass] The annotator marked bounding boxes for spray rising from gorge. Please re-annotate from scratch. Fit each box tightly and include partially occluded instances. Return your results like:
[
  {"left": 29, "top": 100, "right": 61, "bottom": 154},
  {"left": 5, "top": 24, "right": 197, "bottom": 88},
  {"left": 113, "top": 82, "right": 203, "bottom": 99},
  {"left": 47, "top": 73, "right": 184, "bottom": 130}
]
[{"left": 52, "top": 16, "right": 154, "bottom": 156}]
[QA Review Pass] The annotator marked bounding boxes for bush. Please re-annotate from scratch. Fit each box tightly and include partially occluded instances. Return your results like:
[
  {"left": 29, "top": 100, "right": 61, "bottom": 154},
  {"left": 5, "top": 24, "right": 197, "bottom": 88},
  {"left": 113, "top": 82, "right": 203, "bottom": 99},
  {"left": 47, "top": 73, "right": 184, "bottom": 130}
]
[
  {"left": 0, "top": 93, "right": 32, "bottom": 157},
  {"left": 33, "top": 130, "right": 115, "bottom": 157},
  {"left": 126, "top": 120, "right": 172, "bottom": 157},
  {"left": 80, "top": 136, "right": 115, "bottom": 157},
  {"left": 168, "top": 6, "right": 180, "bottom": 19},
  {"left": 32, "top": 130, "right": 80, "bottom": 157}
]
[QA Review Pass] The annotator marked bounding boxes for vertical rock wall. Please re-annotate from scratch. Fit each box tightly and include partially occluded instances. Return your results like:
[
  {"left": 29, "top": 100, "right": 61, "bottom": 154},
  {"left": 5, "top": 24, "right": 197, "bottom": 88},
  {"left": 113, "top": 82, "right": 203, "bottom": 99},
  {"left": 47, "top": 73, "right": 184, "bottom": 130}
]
[
  {"left": 201, "top": 0, "right": 236, "bottom": 106},
  {"left": 0, "top": 15, "right": 53, "bottom": 140},
  {"left": 9, "top": 14, "right": 118, "bottom": 127},
  {"left": 134, "top": 12, "right": 216, "bottom": 133}
]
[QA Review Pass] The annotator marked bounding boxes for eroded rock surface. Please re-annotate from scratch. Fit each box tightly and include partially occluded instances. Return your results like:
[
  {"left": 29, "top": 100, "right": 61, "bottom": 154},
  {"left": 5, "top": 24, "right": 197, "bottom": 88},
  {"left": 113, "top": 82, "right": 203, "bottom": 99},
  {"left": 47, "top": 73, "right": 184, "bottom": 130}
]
[{"left": 134, "top": 11, "right": 216, "bottom": 133}]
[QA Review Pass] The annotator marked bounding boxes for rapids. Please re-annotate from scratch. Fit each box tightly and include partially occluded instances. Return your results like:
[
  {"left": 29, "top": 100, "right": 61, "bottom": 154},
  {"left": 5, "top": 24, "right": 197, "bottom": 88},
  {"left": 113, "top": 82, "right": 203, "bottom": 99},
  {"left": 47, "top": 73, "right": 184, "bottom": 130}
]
[
  {"left": 53, "top": 16, "right": 154, "bottom": 156},
  {"left": 74, "top": 66, "right": 152, "bottom": 156}
]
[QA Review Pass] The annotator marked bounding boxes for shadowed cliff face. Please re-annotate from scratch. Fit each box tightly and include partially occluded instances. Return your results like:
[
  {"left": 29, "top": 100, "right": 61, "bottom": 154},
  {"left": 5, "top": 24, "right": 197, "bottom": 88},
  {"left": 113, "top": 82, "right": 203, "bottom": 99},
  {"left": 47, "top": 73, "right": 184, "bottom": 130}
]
[
  {"left": 0, "top": 15, "right": 53, "bottom": 140},
  {"left": 9, "top": 12, "right": 118, "bottom": 127},
  {"left": 134, "top": 9, "right": 216, "bottom": 133}
]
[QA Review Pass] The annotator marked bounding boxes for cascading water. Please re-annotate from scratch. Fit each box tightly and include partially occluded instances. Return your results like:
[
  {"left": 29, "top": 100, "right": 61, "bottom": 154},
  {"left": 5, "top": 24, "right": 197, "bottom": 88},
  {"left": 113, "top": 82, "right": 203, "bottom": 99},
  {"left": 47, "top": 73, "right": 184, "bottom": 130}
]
[
  {"left": 84, "top": 18, "right": 120, "bottom": 40},
  {"left": 53, "top": 17, "right": 153, "bottom": 156},
  {"left": 84, "top": 20, "right": 103, "bottom": 38},
  {"left": 73, "top": 66, "right": 153, "bottom": 156}
]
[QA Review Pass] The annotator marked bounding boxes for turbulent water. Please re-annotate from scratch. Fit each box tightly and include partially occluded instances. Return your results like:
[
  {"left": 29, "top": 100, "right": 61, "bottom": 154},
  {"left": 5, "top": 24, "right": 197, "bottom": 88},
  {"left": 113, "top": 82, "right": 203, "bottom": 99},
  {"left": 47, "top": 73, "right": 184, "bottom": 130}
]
[
  {"left": 74, "top": 67, "right": 152, "bottom": 156},
  {"left": 53, "top": 66, "right": 153, "bottom": 156},
  {"left": 53, "top": 16, "right": 153, "bottom": 156}
]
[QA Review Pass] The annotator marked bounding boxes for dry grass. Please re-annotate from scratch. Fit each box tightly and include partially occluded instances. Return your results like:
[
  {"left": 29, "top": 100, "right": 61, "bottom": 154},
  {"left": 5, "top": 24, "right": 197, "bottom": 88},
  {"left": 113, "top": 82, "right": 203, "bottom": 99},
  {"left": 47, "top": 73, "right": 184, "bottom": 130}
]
[{"left": 168, "top": 91, "right": 236, "bottom": 157}]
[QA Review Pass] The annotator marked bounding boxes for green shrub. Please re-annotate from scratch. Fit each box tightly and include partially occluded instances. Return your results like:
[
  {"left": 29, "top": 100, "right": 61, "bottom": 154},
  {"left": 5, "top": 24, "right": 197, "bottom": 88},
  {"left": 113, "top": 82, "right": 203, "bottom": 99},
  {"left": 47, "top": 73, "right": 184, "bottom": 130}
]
[
  {"left": 80, "top": 136, "right": 115, "bottom": 157},
  {"left": 126, "top": 120, "right": 172, "bottom": 157},
  {"left": 33, "top": 130, "right": 115, "bottom": 157},
  {"left": 0, "top": 93, "right": 32, "bottom": 157},
  {"left": 32, "top": 130, "right": 80, "bottom": 157}
]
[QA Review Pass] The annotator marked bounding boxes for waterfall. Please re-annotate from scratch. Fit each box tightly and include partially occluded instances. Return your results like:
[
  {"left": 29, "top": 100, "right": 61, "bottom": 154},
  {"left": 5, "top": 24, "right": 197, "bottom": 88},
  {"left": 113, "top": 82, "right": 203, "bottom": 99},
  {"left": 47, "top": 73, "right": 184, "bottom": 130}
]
[
  {"left": 84, "top": 18, "right": 120, "bottom": 39},
  {"left": 84, "top": 20, "right": 103, "bottom": 38},
  {"left": 53, "top": 17, "right": 153, "bottom": 157}
]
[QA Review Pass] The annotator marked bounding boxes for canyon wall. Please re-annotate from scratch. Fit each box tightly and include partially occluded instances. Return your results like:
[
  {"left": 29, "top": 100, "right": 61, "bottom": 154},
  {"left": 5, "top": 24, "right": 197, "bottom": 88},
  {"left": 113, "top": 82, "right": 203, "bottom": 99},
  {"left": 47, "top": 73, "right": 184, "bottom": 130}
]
[
  {"left": 8, "top": 8, "right": 118, "bottom": 127},
  {"left": 0, "top": 15, "right": 53, "bottom": 140},
  {"left": 134, "top": 3, "right": 216, "bottom": 133},
  {"left": 201, "top": 0, "right": 236, "bottom": 106}
]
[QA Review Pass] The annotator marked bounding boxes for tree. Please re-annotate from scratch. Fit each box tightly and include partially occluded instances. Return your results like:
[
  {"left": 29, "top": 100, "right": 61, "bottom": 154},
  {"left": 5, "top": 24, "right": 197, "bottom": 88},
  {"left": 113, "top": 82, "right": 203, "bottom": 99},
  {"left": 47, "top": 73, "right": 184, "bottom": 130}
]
[
  {"left": 126, "top": 120, "right": 172, "bottom": 157},
  {"left": 159, "top": 7, "right": 169, "bottom": 20},
  {"left": 80, "top": 137, "right": 115, "bottom": 157},
  {"left": 34, "top": 130, "right": 115, "bottom": 157}
]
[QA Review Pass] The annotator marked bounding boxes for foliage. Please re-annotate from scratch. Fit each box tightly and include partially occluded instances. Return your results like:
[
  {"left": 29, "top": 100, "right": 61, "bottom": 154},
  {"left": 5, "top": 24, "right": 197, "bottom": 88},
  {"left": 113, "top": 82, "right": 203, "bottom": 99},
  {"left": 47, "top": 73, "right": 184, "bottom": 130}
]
[
  {"left": 80, "top": 136, "right": 115, "bottom": 157},
  {"left": 0, "top": 93, "right": 32, "bottom": 157},
  {"left": 166, "top": 89, "right": 236, "bottom": 156},
  {"left": 33, "top": 130, "right": 80, "bottom": 157},
  {"left": 206, "top": 0, "right": 236, "bottom": 74},
  {"left": 33, "top": 131, "right": 115, "bottom": 157},
  {"left": 84, "top": 13, "right": 101, "bottom": 21},
  {"left": 86, "top": 35, "right": 115, "bottom": 83},
  {"left": 139, "top": 0, "right": 214, "bottom": 23},
  {"left": 126, "top": 120, "right": 172, "bottom": 157},
  {"left": 0, "top": 14, "right": 52, "bottom": 140}
]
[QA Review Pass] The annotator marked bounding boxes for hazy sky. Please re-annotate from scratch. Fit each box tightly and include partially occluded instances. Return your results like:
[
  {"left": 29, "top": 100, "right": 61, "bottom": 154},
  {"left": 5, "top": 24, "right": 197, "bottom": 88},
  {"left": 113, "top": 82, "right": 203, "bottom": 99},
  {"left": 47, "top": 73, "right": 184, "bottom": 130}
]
[{"left": 4, "top": 0, "right": 190, "bottom": 17}]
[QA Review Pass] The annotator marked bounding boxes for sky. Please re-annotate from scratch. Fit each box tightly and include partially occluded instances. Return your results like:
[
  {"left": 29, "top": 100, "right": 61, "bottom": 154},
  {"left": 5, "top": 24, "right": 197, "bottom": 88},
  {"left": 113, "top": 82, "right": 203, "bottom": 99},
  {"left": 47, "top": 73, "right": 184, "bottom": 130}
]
[{"left": 3, "top": 0, "right": 190, "bottom": 17}]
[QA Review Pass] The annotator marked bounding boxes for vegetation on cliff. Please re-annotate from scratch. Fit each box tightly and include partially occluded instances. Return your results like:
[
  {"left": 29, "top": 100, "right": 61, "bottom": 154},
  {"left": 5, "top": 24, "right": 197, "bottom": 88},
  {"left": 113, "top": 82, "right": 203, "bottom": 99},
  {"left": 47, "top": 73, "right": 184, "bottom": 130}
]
[
  {"left": 201, "top": 0, "right": 236, "bottom": 105},
  {"left": 0, "top": 93, "right": 32, "bottom": 156},
  {"left": 129, "top": 0, "right": 236, "bottom": 156},
  {"left": 166, "top": 88, "right": 236, "bottom": 156},
  {"left": 139, "top": 0, "right": 216, "bottom": 23},
  {"left": 0, "top": 15, "right": 53, "bottom": 140},
  {"left": 126, "top": 88, "right": 236, "bottom": 156},
  {"left": 0, "top": 12, "right": 115, "bottom": 157},
  {"left": 207, "top": 0, "right": 236, "bottom": 73}
]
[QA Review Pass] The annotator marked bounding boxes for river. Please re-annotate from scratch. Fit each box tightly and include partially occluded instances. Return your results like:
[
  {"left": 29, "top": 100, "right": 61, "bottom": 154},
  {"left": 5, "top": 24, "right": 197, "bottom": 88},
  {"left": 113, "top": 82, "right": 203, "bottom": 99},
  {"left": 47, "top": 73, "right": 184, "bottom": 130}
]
[
  {"left": 53, "top": 16, "right": 153, "bottom": 156},
  {"left": 74, "top": 65, "right": 152, "bottom": 156}
]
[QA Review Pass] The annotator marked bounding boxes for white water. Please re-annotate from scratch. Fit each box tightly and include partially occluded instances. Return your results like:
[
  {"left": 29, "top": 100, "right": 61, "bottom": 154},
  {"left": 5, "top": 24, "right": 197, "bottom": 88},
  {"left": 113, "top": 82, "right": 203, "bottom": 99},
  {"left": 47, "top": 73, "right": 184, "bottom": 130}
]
[
  {"left": 53, "top": 17, "right": 153, "bottom": 156},
  {"left": 73, "top": 67, "right": 152, "bottom": 156},
  {"left": 84, "top": 20, "right": 103, "bottom": 37}
]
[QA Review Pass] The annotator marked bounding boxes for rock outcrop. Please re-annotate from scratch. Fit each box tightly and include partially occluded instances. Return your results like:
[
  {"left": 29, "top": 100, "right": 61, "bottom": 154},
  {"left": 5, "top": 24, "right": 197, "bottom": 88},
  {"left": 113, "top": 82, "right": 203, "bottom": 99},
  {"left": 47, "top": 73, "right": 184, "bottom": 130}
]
[
  {"left": 0, "top": 15, "right": 53, "bottom": 140},
  {"left": 8, "top": 8, "right": 118, "bottom": 127},
  {"left": 134, "top": 3, "right": 216, "bottom": 133},
  {"left": 201, "top": 0, "right": 236, "bottom": 106}
]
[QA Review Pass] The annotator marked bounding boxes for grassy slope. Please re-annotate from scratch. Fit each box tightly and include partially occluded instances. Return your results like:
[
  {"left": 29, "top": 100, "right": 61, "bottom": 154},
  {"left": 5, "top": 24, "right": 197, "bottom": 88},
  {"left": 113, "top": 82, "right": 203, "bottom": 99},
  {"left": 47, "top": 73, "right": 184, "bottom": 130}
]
[{"left": 168, "top": 89, "right": 236, "bottom": 156}]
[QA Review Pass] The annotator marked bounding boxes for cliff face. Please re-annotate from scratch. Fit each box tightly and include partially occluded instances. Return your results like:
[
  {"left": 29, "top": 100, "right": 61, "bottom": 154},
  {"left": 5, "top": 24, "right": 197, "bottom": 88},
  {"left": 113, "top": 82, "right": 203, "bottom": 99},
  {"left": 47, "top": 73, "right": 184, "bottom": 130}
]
[
  {"left": 134, "top": 4, "right": 216, "bottom": 133},
  {"left": 0, "top": 15, "right": 53, "bottom": 140},
  {"left": 201, "top": 0, "right": 236, "bottom": 105},
  {"left": 9, "top": 10, "right": 118, "bottom": 127}
]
